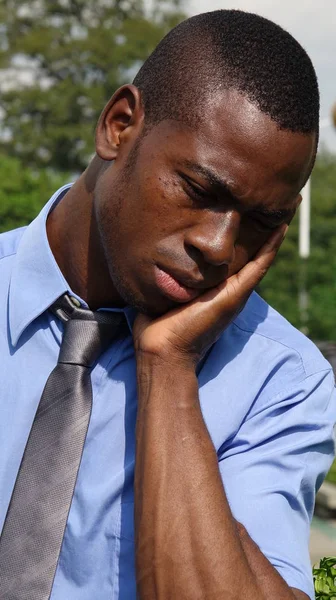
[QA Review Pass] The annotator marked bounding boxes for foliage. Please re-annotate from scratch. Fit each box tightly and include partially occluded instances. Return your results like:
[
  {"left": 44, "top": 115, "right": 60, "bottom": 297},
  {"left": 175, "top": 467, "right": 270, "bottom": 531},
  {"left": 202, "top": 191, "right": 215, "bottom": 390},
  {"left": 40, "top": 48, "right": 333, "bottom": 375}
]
[
  {"left": 260, "top": 151, "right": 336, "bottom": 341},
  {"left": 0, "top": 0, "right": 185, "bottom": 172},
  {"left": 313, "top": 557, "right": 336, "bottom": 599},
  {"left": 0, "top": 154, "right": 68, "bottom": 232}
]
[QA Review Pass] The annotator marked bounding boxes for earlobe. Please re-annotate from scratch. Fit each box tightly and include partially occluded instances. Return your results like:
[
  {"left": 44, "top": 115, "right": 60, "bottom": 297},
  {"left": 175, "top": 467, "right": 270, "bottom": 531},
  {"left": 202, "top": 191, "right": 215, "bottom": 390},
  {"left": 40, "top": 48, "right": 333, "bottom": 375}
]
[{"left": 95, "top": 85, "right": 143, "bottom": 161}]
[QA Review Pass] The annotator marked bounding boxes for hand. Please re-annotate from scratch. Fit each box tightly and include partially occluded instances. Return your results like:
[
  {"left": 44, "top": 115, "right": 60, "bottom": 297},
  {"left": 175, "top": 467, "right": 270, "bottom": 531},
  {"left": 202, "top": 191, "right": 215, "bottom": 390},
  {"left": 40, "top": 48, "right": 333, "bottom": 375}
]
[{"left": 133, "top": 224, "right": 288, "bottom": 369}]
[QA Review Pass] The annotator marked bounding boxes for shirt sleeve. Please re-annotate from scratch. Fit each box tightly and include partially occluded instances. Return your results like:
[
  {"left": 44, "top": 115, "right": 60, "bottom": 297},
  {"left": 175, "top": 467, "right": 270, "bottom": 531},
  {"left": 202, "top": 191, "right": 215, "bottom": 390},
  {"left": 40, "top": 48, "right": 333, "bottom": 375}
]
[{"left": 217, "top": 368, "right": 336, "bottom": 600}]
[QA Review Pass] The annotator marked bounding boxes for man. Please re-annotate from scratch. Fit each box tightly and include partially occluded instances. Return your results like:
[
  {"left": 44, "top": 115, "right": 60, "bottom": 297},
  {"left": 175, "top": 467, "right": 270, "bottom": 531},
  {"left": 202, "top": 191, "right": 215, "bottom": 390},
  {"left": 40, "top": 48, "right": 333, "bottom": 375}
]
[{"left": 0, "top": 9, "right": 335, "bottom": 600}]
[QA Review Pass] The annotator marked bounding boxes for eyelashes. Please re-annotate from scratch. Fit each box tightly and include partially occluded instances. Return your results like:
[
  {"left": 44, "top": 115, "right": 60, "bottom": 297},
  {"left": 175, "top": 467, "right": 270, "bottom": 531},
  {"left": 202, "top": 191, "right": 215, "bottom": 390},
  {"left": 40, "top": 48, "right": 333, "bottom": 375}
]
[
  {"left": 178, "top": 173, "right": 284, "bottom": 231},
  {"left": 179, "top": 174, "right": 210, "bottom": 201},
  {"left": 247, "top": 216, "right": 281, "bottom": 232}
]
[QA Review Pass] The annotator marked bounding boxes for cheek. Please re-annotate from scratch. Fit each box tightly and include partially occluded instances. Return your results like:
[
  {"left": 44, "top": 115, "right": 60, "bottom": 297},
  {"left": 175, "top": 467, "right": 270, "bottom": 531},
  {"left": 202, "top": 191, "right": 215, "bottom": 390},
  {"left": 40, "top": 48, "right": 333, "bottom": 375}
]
[
  {"left": 228, "top": 245, "right": 248, "bottom": 276},
  {"left": 229, "top": 229, "right": 271, "bottom": 276},
  {"left": 135, "top": 172, "right": 188, "bottom": 238}
]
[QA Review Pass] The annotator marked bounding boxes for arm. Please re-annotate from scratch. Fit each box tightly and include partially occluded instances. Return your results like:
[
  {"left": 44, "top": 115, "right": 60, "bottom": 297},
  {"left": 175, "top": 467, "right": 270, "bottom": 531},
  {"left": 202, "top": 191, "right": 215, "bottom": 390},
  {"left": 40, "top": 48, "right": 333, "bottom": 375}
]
[
  {"left": 135, "top": 357, "right": 309, "bottom": 600},
  {"left": 133, "top": 226, "right": 313, "bottom": 600}
]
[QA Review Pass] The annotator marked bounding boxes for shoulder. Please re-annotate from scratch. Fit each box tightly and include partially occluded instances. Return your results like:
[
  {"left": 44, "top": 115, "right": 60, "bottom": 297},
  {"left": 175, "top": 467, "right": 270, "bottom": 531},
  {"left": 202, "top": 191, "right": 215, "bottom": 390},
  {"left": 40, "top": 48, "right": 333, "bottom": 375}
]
[
  {"left": 0, "top": 226, "right": 27, "bottom": 263},
  {"left": 200, "top": 292, "right": 334, "bottom": 415},
  {"left": 0, "top": 227, "right": 27, "bottom": 308},
  {"left": 232, "top": 291, "right": 330, "bottom": 379},
  {"left": 0, "top": 227, "right": 27, "bottom": 336}
]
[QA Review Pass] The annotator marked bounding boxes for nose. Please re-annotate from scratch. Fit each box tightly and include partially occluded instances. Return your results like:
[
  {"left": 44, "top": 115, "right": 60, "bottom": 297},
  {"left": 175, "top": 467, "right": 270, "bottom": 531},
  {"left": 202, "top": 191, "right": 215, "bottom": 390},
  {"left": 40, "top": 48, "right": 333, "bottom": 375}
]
[{"left": 185, "top": 210, "right": 240, "bottom": 267}]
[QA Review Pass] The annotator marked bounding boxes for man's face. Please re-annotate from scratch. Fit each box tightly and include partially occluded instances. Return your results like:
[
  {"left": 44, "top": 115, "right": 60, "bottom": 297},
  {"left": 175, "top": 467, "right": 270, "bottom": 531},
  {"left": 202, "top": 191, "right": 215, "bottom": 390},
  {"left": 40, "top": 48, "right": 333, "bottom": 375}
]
[{"left": 94, "top": 89, "right": 315, "bottom": 316}]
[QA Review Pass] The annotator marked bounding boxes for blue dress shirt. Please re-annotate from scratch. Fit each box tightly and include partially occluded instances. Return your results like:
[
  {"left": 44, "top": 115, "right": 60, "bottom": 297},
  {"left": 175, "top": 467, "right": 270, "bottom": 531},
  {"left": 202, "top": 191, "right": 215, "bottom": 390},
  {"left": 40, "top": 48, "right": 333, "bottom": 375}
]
[{"left": 0, "top": 184, "right": 335, "bottom": 600}]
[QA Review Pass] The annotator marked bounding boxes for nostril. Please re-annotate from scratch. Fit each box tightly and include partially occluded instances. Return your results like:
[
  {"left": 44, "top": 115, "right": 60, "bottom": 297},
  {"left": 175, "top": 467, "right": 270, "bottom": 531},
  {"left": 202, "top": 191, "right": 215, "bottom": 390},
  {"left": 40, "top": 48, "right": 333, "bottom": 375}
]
[
  {"left": 201, "top": 240, "right": 236, "bottom": 267},
  {"left": 185, "top": 240, "right": 236, "bottom": 268},
  {"left": 185, "top": 212, "right": 240, "bottom": 267}
]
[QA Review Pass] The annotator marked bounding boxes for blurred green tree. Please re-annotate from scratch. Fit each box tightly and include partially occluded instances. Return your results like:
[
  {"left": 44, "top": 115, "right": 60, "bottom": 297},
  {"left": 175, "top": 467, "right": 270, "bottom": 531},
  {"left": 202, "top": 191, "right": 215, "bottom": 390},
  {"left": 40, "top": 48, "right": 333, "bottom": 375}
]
[
  {"left": 0, "top": 154, "right": 68, "bottom": 232},
  {"left": 0, "top": 0, "right": 185, "bottom": 172}
]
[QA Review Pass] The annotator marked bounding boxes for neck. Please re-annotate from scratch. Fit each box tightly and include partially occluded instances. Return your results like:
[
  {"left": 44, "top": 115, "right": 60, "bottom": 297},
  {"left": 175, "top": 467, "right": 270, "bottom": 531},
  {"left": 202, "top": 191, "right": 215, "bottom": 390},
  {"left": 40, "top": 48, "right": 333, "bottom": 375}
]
[{"left": 47, "top": 158, "right": 124, "bottom": 310}]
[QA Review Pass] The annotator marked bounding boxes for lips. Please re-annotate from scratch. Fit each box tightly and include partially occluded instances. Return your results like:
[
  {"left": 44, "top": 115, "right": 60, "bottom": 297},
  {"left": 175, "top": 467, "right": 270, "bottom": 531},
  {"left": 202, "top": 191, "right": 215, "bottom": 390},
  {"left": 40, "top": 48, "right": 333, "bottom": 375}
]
[{"left": 154, "top": 266, "right": 201, "bottom": 303}]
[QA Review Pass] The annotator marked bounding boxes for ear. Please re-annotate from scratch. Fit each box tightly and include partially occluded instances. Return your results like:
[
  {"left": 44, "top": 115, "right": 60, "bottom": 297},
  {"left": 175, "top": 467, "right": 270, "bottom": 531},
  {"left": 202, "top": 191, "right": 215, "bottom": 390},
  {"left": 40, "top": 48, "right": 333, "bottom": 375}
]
[{"left": 95, "top": 85, "right": 144, "bottom": 161}]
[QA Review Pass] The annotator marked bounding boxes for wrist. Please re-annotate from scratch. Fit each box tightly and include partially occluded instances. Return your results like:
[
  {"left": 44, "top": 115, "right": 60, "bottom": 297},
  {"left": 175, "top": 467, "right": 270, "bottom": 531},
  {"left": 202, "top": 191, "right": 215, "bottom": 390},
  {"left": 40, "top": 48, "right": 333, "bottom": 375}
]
[
  {"left": 135, "top": 346, "right": 198, "bottom": 374},
  {"left": 135, "top": 350, "right": 199, "bottom": 408}
]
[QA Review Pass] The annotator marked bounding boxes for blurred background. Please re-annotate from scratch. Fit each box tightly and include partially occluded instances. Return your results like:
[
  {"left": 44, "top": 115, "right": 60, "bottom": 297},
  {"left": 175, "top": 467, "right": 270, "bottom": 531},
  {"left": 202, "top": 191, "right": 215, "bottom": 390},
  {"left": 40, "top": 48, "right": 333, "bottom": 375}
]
[{"left": 0, "top": 0, "right": 335, "bottom": 566}]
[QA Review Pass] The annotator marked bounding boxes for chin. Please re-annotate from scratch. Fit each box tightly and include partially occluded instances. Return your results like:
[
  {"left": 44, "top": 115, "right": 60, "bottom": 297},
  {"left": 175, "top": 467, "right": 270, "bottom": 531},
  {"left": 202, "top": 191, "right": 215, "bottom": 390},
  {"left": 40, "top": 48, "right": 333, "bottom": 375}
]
[
  {"left": 126, "top": 292, "right": 175, "bottom": 318},
  {"left": 109, "top": 270, "right": 171, "bottom": 317}
]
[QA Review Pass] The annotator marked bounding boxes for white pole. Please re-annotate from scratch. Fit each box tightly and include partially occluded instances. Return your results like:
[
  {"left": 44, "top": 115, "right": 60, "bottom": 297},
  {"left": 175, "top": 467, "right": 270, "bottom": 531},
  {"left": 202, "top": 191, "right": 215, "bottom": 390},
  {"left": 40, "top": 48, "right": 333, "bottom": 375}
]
[
  {"left": 298, "top": 179, "right": 310, "bottom": 333},
  {"left": 297, "top": 116, "right": 333, "bottom": 333},
  {"left": 299, "top": 178, "right": 311, "bottom": 259},
  {"left": 298, "top": 117, "right": 330, "bottom": 259}
]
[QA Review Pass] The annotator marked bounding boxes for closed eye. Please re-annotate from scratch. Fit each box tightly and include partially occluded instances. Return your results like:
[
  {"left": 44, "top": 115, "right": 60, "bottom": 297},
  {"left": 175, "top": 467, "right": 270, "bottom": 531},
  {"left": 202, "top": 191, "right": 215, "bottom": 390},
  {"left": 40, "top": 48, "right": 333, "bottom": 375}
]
[
  {"left": 179, "top": 173, "right": 211, "bottom": 201},
  {"left": 249, "top": 212, "right": 286, "bottom": 231}
]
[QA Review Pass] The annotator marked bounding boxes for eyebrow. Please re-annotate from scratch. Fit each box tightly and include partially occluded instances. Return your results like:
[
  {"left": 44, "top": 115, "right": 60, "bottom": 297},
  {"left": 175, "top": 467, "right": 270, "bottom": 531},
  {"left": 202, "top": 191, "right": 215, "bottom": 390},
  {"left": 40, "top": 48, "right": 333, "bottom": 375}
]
[
  {"left": 181, "top": 160, "right": 239, "bottom": 201},
  {"left": 180, "top": 160, "right": 293, "bottom": 220}
]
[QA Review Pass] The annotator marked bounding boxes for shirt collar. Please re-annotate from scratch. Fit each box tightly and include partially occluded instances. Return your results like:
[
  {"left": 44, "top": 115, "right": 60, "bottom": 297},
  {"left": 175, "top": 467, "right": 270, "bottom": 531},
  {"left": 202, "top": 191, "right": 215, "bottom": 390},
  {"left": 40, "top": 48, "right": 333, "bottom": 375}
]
[{"left": 9, "top": 184, "right": 136, "bottom": 346}]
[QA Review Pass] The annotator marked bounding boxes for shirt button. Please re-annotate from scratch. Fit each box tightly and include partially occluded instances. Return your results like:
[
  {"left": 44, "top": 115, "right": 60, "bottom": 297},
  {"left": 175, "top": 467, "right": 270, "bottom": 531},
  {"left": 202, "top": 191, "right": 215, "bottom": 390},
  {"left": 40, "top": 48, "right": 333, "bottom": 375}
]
[{"left": 70, "top": 296, "right": 81, "bottom": 308}]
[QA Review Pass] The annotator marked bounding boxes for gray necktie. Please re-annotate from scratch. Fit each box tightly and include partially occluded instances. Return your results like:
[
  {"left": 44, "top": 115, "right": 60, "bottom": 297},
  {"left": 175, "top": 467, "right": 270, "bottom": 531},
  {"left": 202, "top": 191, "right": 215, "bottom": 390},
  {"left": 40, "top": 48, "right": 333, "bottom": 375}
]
[{"left": 0, "top": 294, "right": 124, "bottom": 600}]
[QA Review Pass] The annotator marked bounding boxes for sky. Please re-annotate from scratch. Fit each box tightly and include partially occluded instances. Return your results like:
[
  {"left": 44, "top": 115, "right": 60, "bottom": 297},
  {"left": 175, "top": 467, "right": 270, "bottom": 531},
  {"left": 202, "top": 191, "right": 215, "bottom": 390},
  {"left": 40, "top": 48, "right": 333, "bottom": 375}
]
[{"left": 187, "top": 0, "right": 336, "bottom": 152}]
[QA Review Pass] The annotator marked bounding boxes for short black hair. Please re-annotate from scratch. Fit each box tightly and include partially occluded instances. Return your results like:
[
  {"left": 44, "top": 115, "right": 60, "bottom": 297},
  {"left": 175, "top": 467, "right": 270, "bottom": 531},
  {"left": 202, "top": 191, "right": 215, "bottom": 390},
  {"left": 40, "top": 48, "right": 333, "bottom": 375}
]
[{"left": 133, "top": 10, "right": 319, "bottom": 142}]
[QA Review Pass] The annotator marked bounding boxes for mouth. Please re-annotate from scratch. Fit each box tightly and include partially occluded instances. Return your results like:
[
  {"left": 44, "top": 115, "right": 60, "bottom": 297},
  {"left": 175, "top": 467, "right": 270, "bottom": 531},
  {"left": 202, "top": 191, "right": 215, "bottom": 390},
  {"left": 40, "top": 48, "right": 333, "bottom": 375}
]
[{"left": 154, "top": 266, "right": 202, "bottom": 303}]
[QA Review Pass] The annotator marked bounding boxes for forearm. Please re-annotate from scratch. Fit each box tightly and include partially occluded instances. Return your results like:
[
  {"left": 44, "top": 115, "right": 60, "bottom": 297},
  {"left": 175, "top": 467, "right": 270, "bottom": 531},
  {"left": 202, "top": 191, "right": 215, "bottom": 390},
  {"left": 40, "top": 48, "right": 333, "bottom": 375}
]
[{"left": 135, "top": 358, "right": 299, "bottom": 600}]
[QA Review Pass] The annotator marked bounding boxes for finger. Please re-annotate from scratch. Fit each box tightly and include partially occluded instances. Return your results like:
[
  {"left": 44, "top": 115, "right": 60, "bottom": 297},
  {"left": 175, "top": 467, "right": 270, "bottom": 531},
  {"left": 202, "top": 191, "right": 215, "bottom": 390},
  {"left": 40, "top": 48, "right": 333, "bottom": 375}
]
[
  {"left": 234, "top": 223, "right": 288, "bottom": 295},
  {"left": 174, "top": 223, "right": 288, "bottom": 332}
]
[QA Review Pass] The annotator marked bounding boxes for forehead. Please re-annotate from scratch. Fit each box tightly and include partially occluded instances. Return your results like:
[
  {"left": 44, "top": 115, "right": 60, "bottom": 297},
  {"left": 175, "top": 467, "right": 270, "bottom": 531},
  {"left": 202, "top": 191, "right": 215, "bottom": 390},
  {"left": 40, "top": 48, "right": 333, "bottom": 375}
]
[{"left": 143, "top": 89, "right": 316, "bottom": 210}]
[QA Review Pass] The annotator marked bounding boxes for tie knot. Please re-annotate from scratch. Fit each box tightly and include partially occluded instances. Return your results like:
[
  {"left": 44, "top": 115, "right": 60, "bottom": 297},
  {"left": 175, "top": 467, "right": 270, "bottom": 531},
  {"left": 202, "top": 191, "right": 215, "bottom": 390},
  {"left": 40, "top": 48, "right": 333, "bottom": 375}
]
[{"left": 51, "top": 295, "right": 125, "bottom": 368}]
